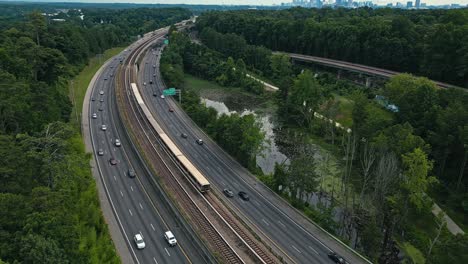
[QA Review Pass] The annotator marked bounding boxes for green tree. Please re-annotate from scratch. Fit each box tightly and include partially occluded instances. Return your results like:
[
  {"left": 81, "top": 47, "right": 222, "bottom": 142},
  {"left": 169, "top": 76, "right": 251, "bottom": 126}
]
[
  {"left": 286, "top": 70, "right": 324, "bottom": 127},
  {"left": 401, "top": 148, "right": 437, "bottom": 210}
]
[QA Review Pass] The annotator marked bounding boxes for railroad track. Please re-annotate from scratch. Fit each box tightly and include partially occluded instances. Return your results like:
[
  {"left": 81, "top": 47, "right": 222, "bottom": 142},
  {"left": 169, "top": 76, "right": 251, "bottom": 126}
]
[
  {"left": 115, "top": 29, "right": 245, "bottom": 264},
  {"left": 147, "top": 49, "right": 278, "bottom": 264}
]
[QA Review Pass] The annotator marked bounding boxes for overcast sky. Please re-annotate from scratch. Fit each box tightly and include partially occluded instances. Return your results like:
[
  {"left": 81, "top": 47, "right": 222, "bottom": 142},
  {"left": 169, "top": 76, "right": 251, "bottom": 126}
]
[{"left": 4, "top": 0, "right": 468, "bottom": 6}]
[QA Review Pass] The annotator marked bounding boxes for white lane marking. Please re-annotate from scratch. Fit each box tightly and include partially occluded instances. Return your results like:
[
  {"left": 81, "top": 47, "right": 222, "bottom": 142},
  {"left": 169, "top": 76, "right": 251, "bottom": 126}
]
[
  {"left": 129, "top": 209, "right": 133, "bottom": 216},
  {"left": 221, "top": 181, "right": 226, "bottom": 186},
  {"left": 206, "top": 167, "right": 211, "bottom": 171},
  {"left": 254, "top": 201, "right": 261, "bottom": 206},
  {"left": 102, "top": 140, "right": 104, "bottom": 144},
  {"left": 233, "top": 182, "right": 239, "bottom": 187},
  {"left": 308, "top": 246, "right": 319, "bottom": 255},
  {"left": 292, "top": 245, "right": 301, "bottom": 253},
  {"left": 278, "top": 220, "right": 286, "bottom": 228},
  {"left": 262, "top": 219, "right": 270, "bottom": 226},
  {"left": 165, "top": 248, "right": 170, "bottom": 256},
  {"left": 114, "top": 148, "right": 116, "bottom": 152},
  {"left": 151, "top": 223, "right": 155, "bottom": 231},
  {"left": 153, "top": 257, "right": 159, "bottom": 264},
  {"left": 113, "top": 175, "right": 117, "bottom": 181},
  {"left": 131, "top": 186, "right": 134, "bottom": 191},
  {"left": 120, "top": 190, "right": 124, "bottom": 197},
  {"left": 139, "top": 203, "right": 143, "bottom": 210}
]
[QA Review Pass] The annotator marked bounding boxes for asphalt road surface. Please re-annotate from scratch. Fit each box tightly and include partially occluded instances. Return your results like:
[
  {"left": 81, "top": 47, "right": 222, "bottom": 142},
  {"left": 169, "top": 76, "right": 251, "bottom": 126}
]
[
  {"left": 87, "top": 42, "right": 212, "bottom": 264},
  {"left": 135, "top": 46, "right": 369, "bottom": 264}
]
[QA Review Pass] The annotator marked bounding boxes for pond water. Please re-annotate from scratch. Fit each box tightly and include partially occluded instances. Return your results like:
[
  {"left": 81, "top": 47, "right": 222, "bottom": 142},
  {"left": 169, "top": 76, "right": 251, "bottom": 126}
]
[{"left": 200, "top": 96, "right": 288, "bottom": 175}]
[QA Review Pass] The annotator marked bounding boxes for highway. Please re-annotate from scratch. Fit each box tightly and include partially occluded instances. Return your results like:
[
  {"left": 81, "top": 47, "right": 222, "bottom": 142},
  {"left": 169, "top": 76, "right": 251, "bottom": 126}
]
[
  {"left": 285, "top": 52, "right": 457, "bottom": 89},
  {"left": 135, "top": 45, "right": 369, "bottom": 264},
  {"left": 85, "top": 34, "right": 213, "bottom": 264}
]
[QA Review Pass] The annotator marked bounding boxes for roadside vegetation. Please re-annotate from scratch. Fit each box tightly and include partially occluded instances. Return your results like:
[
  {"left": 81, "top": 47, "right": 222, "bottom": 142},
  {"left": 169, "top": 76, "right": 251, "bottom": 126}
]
[
  {"left": 189, "top": 9, "right": 468, "bottom": 263},
  {"left": 0, "top": 4, "right": 190, "bottom": 263},
  {"left": 69, "top": 47, "right": 125, "bottom": 129}
]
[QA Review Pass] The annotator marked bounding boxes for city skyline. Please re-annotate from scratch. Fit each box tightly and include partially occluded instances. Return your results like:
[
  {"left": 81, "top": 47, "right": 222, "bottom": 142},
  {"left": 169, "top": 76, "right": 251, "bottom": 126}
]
[{"left": 3, "top": 0, "right": 468, "bottom": 6}]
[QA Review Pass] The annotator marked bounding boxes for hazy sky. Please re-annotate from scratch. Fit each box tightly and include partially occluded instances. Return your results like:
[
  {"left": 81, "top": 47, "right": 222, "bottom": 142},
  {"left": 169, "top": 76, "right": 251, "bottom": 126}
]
[{"left": 5, "top": 0, "right": 468, "bottom": 6}]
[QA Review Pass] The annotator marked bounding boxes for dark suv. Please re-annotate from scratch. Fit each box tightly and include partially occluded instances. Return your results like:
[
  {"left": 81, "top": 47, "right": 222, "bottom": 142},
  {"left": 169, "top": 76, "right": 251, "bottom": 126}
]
[
  {"left": 327, "top": 252, "right": 346, "bottom": 264},
  {"left": 238, "top": 191, "right": 250, "bottom": 201}
]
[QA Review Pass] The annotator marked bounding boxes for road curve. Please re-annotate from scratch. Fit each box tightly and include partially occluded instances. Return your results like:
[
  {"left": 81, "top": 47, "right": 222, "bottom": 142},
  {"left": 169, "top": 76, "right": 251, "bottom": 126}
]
[
  {"left": 137, "top": 45, "right": 371, "bottom": 264},
  {"left": 82, "top": 31, "right": 213, "bottom": 264}
]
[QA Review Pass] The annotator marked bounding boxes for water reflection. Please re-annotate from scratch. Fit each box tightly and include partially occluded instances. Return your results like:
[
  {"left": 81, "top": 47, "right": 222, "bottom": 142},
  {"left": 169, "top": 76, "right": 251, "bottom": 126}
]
[{"left": 201, "top": 97, "right": 288, "bottom": 174}]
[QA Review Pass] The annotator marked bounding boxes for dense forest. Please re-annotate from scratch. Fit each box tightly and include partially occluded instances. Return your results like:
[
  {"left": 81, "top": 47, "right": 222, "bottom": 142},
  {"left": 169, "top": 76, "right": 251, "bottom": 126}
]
[
  {"left": 196, "top": 7, "right": 468, "bottom": 88},
  {"left": 0, "top": 4, "right": 190, "bottom": 263},
  {"left": 190, "top": 10, "right": 468, "bottom": 263}
]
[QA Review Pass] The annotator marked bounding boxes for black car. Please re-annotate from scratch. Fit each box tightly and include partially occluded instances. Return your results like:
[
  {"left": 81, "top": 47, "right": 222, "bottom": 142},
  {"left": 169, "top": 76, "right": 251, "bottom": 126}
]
[
  {"left": 327, "top": 252, "right": 346, "bottom": 264},
  {"left": 153, "top": 92, "right": 158, "bottom": 97},
  {"left": 238, "top": 191, "right": 249, "bottom": 201},
  {"left": 91, "top": 97, "right": 95, "bottom": 101},
  {"left": 223, "top": 189, "right": 234, "bottom": 198},
  {"left": 181, "top": 133, "right": 188, "bottom": 138},
  {"left": 109, "top": 158, "right": 118, "bottom": 166}
]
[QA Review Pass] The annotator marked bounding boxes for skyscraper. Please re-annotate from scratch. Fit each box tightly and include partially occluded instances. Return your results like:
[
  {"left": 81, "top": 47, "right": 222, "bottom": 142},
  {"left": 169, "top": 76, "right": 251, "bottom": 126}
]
[
  {"left": 415, "top": 0, "right": 420, "bottom": 8},
  {"left": 407, "top": 1, "right": 413, "bottom": 8}
]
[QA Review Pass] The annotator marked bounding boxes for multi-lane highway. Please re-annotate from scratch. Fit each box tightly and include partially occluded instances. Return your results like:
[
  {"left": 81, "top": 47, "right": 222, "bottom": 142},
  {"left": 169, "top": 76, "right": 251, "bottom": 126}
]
[
  {"left": 84, "top": 33, "right": 213, "bottom": 264},
  {"left": 135, "top": 45, "right": 370, "bottom": 264}
]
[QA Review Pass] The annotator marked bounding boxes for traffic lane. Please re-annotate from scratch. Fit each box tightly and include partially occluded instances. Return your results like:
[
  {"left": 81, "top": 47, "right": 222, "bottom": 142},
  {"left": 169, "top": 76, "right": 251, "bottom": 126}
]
[
  {"left": 134, "top": 52, "right": 214, "bottom": 264},
  {"left": 141, "top": 60, "right": 337, "bottom": 263},
  {"left": 91, "top": 67, "right": 179, "bottom": 264},
  {"left": 160, "top": 102, "right": 334, "bottom": 263},
  {"left": 105, "top": 71, "right": 192, "bottom": 264},
  {"left": 90, "top": 91, "right": 151, "bottom": 263},
  {"left": 91, "top": 78, "right": 165, "bottom": 264},
  {"left": 141, "top": 92, "right": 327, "bottom": 264},
  {"left": 134, "top": 47, "right": 211, "bottom": 263},
  {"left": 135, "top": 67, "right": 318, "bottom": 263},
  {"left": 102, "top": 67, "right": 187, "bottom": 263}
]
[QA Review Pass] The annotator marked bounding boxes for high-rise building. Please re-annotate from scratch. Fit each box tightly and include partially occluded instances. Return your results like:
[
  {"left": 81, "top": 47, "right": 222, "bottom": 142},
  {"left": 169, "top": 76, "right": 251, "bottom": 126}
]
[
  {"left": 407, "top": 1, "right": 413, "bottom": 8},
  {"left": 415, "top": 0, "right": 420, "bottom": 8}
]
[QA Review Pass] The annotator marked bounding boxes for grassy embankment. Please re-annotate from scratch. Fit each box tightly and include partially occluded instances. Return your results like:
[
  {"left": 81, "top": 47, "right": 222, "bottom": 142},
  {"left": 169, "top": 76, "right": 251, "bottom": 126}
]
[
  {"left": 184, "top": 73, "right": 276, "bottom": 111},
  {"left": 67, "top": 47, "right": 126, "bottom": 264},
  {"left": 69, "top": 47, "right": 126, "bottom": 130}
]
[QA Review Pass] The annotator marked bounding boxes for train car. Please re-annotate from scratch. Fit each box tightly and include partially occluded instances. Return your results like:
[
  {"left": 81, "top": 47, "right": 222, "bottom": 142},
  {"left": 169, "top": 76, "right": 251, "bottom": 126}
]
[
  {"left": 177, "top": 155, "right": 210, "bottom": 192},
  {"left": 130, "top": 83, "right": 211, "bottom": 192}
]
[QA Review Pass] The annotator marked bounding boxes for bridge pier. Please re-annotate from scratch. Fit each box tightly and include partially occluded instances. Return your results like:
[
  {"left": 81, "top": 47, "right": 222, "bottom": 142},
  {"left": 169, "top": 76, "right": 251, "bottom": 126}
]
[{"left": 365, "top": 77, "right": 372, "bottom": 87}]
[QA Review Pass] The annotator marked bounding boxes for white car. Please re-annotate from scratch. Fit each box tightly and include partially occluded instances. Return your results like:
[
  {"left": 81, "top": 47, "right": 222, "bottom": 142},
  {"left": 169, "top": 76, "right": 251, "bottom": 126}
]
[
  {"left": 99, "top": 90, "right": 104, "bottom": 95},
  {"left": 143, "top": 82, "right": 146, "bottom": 86},
  {"left": 101, "top": 125, "right": 107, "bottom": 131},
  {"left": 134, "top": 234, "right": 146, "bottom": 249},
  {"left": 115, "top": 139, "right": 121, "bottom": 147},
  {"left": 92, "top": 113, "right": 97, "bottom": 119},
  {"left": 164, "top": 231, "right": 177, "bottom": 246},
  {"left": 160, "top": 95, "right": 165, "bottom": 99}
]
